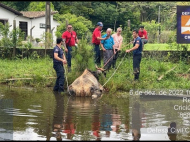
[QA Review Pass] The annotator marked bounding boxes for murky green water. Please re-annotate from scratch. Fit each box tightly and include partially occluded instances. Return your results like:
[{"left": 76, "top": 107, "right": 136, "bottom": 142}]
[
  {"left": 0, "top": 85, "right": 190, "bottom": 141},
  {"left": 0, "top": 85, "right": 129, "bottom": 141}
]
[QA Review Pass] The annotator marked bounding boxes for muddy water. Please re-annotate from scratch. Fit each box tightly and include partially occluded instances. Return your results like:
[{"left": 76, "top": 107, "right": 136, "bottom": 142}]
[
  {"left": 0, "top": 85, "right": 190, "bottom": 141},
  {"left": 0, "top": 85, "right": 129, "bottom": 141}
]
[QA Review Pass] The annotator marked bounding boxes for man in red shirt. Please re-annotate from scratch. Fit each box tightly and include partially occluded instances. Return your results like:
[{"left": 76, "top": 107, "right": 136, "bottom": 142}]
[
  {"left": 62, "top": 24, "right": 78, "bottom": 72},
  {"left": 92, "top": 22, "right": 108, "bottom": 66},
  {"left": 138, "top": 26, "right": 148, "bottom": 49}
]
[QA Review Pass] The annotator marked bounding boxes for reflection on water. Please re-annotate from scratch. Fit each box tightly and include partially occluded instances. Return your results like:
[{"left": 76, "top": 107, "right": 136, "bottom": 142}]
[
  {"left": 130, "top": 95, "right": 190, "bottom": 141},
  {"left": 1, "top": 85, "right": 190, "bottom": 140},
  {"left": 0, "top": 99, "right": 13, "bottom": 141},
  {"left": 0, "top": 85, "right": 129, "bottom": 141}
]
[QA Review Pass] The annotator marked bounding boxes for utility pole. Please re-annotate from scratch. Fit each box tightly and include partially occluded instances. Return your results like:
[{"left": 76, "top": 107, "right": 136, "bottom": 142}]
[
  {"left": 45, "top": 2, "right": 51, "bottom": 33},
  {"left": 127, "top": 19, "right": 131, "bottom": 43},
  {"left": 45, "top": 2, "right": 51, "bottom": 56},
  {"left": 114, "top": 2, "right": 118, "bottom": 32},
  {"left": 158, "top": 5, "right": 161, "bottom": 43},
  {"left": 128, "top": 20, "right": 131, "bottom": 29}
]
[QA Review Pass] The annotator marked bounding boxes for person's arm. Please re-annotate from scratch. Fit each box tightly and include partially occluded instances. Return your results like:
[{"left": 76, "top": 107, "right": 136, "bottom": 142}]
[
  {"left": 75, "top": 31, "right": 79, "bottom": 44},
  {"left": 54, "top": 52, "right": 67, "bottom": 64},
  {"left": 144, "top": 30, "right": 148, "bottom": 39},
  {"left": 97, "top": 36, "right": 108, "bottom": 40},
  {"left": 118, "top": 37, "right": 123, "bottom": 50},
  {"left": 100, "top": 38, "right": 106, "bottom": 51},
  {"left": 75, "top": 36, "right": 79, "bottom": 44},
  {"left": 112, "top": 38, "right": 116, "bottom": 54},
  {"left": 141, "top": 30, "right": 147, "bottom": 39},
  {"left": 63, "top": 54, "right": 67, "bottom": 64},
  {"left": 62, "top": 32, "right": 68, "bottom": 52},
  {"left": 95, "top": 31, "right": 108, "bottom": 41},
  {"left": 141, "top": 35, "right": 145, "bottom": 39},
  {"left": 100, "top": 43, "right": 106, "bottom": 51},
  {"left": 126, "top": 40, "right": 140, "bottom": 53},
  {"left": 62, "top": 38, "right": 68, "bottom": 52},
  {"left": 138, "top": 30, "right": 145, "bottom": 39},
  {"left": 111, "top": 34, "right": 115, "bottom": 51}
]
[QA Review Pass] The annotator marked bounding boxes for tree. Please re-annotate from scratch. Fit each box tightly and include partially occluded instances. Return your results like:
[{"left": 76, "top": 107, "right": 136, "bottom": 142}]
[
  {"left": 28, "top": 2, "right": 54, "bottom": 11},
  {"left": 55, "top": 13, "right": 93, "bottom": 39},
  {"left": 1, "top": 1, "right": 31, "bottom": 11},
  {"left": 52, "top": 2, "right": 94, "bottom": 19},
  {"left": 89, "top": 2, "right": 119, "bottom": 31}
]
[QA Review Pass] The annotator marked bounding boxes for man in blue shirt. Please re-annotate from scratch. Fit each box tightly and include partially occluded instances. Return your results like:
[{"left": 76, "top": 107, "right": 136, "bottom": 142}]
[
  {"left": 53, "top": 38, "right": 67, "bottom": 93},
  {"left": 126, "top": 29, "right": 142, "bottom": 81},
  {"left": 100, "top": 28, "right": 115, "bottom": 71}
]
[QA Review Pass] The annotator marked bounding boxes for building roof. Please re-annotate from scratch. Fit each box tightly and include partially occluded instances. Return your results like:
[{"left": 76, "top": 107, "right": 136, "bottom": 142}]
[
  {"left": 0, "top": 2, "right": 58, "bottom": 19},
  {"left": 0, "top": 2, "right": 22, "bottom": 15},
  {"left": 20, "top": 11, "right": 58, "bottom": 18}
]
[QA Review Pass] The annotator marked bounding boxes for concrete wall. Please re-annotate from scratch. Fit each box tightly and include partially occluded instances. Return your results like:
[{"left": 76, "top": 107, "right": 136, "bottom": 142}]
[
  {"left": 1, "top": 47, "right": 190, "bottom": 63},
  {"left": 28, "top": 16, "right": 59, "bottom": 45}
]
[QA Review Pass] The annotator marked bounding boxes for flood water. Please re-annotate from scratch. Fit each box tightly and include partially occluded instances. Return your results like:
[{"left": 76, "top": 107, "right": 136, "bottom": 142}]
[{"left": 0, "top": 85, "right": 190, "bottom": 141}]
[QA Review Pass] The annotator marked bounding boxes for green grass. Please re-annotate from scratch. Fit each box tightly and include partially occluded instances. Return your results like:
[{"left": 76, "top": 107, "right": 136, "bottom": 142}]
[
  {"left": 1, "top": 39, "right": 190, "bottom": 93},
  {"left": 0, "top": 57, "right": 56, "bottom": 87},
  {"left": 144, "top": 43, "right": 190, "bottom": 51},
  {"left": 21, "top": 42, "right": 190, "bottom": 51},
  {"left": 0, "top": 55, "right": 189, "bottom": 93},
  {"left": 144, "top": 43, "right": 170, "bottom": 51}
]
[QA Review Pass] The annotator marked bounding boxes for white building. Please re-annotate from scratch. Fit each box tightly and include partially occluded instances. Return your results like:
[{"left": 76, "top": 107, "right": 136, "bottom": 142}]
[{"left": 0, "top": 3, "right": 60, "bottom": 46}]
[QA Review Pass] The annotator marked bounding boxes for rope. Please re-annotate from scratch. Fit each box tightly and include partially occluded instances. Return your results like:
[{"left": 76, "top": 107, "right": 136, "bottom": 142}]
[
  {"left": 63, "top": 41, "right": 131, "bottom": 94},
  {"left": 103, "top": 52, "right": 127, "bottom": 87},
  {"left": 63, "top": 65, "right": 72, "bottom": 96},
  {"left": 97, "top": 42, "right": 132, "bottom": 70},
  {"left": 102, "top": 41, "right": 132, "bottom": 87}
]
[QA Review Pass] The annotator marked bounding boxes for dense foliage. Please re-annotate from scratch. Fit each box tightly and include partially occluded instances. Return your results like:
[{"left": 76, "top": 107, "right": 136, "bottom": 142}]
[{"left": 1, "top": 1, "right": 186, "bottom": 33}]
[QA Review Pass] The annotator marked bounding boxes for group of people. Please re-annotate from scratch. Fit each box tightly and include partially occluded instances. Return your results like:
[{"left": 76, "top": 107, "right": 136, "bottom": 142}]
[
  {"left": 92, "top": 22, "right": 123, "bottom": 71},
  {"left": 52, "top": 22, "right": 148, "bottom": 93}
]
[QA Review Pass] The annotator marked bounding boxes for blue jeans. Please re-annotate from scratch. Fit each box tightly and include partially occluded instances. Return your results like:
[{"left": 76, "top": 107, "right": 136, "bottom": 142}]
[
  {"left": 53, "top": 63, "right": 65, "bottom": 92},
  {"left": 66, "top": 46, "right": 72, "bottom": 67},
  {"left": 93, "top": 44, "right": 101, "bottom": 66}
]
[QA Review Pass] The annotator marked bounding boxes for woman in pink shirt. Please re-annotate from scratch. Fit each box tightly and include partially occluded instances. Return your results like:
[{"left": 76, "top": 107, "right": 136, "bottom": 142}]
[{"left": 111, "top": 27, "right": 123, "bottom": 69}]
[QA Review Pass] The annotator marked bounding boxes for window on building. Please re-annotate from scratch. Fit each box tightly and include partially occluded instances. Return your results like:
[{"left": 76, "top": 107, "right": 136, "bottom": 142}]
[
  {"left": 40, "top": 23, "right": 46, "bottom": 28},
  {"left": 0, "top": 19, "right": 8, "bottom": 25},
  {"left": 19, "top": 21, "right": 28, "bottom": 40}
]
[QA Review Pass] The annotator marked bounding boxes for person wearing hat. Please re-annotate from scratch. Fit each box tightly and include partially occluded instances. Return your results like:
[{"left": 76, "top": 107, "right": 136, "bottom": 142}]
[{"left": 92, "top": 22, "right": 108, "bottom": 66}]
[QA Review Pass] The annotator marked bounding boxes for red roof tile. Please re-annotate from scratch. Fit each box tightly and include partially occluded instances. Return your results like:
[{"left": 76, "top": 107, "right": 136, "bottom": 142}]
[{"left": 20, "top": 11, "right": 58, "bottom": 18}]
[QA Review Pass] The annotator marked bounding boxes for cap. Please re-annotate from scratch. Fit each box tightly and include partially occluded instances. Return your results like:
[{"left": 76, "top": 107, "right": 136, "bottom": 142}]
[{"left": 97, "top": 22, "right": 103, "bottom": 27}]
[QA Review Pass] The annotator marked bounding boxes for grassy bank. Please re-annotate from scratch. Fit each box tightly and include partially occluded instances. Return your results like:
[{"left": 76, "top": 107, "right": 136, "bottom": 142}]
[
  {"left": 0, "top": 39, "right": 189, "bottom": 93},
  {"left": 0, "top": 54, "right": 189, "bottom": 93},
  {"left": 30, "top": 43, "right": 190, "bottom": 51},
  {"left": 144, "top": 43, "right": 190, "bottom": 51}
]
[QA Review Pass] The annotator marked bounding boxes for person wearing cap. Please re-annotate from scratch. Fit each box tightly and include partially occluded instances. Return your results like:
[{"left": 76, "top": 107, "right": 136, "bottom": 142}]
[
  {"left": 62, "top": 24, "right": 78, "bottom": 72},
  {"left": 92, "top": 22, "right": 108, "bottom": 66}
]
